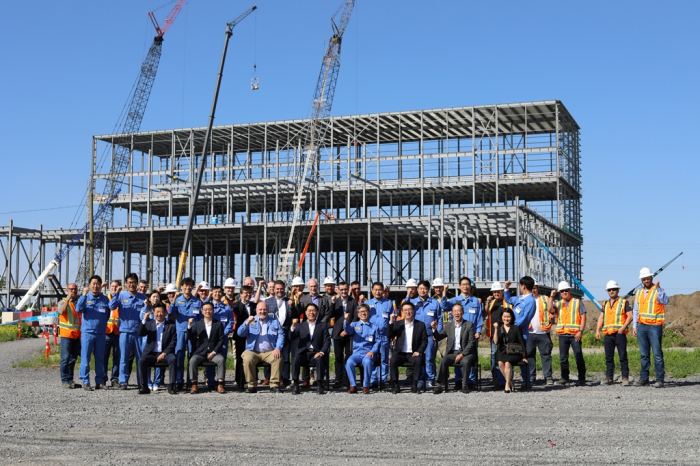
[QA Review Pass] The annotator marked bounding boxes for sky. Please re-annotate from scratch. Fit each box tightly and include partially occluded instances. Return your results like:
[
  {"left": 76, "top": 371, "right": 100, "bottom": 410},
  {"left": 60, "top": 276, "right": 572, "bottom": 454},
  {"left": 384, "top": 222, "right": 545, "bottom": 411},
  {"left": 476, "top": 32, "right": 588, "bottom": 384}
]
[{"left": 1, "top": 0, "right": 698, "bottom": 297}]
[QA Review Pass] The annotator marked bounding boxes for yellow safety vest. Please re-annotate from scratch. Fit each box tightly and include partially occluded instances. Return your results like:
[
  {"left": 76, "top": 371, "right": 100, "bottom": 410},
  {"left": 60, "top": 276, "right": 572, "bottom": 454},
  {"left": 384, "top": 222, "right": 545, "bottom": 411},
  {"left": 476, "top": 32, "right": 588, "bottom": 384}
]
[
  {"left": 602, "top": 298, "right": 629, "bottom": 335},
  {"left": 636, "top": 286, "right": 665, "bottom": 325},
  {"left": 484, "top": 299, "right": 511, "bottom": 338},
  {"left": 58, "top": 299, "right": 81, "bottom": 339},
  {"left": 530, "top": 295, "right": 552, "bottom": 332},
  {"left": 556, "top": 298, "right": 582, "bottom": 335}
]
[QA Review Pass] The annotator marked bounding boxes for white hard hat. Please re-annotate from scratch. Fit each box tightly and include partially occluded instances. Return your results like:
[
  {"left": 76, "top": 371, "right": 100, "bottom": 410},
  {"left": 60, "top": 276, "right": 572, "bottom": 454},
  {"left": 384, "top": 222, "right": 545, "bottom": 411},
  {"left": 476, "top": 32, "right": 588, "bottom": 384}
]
[
  {"left": 490, "top": 281, "right": 504, "bottom": 292},
  {"left": 198, "top": 281, "right": 210, "bottom": 291},
  {"left": 557, "top": 281, "right": 572, "bottom": 292},
  {"left": 432, "top": 277, "right": 445, "bottom": 287},
  {"left": 322, "top": 276, "right": 336, "bottom": 286},
  {"left": 533, "top": 279, "right": 539, "bottom": 286},
  {"left": 639, "top": 267, "right": 653, "bottom": 279},
  {"left": 291, "top": 276, "right": 305, "bottom": 287},
  {"left": 165, "top": 283, "right": 178, "bottom": 293},
  {"left": 223, "top": 278, "right": 236, "bottom": 288},
  {"left": 606, "top": 280, "right": 620, "bottom": 290},
  {"left": 405, "top": 278, "right": 418, "bottom": 288}
]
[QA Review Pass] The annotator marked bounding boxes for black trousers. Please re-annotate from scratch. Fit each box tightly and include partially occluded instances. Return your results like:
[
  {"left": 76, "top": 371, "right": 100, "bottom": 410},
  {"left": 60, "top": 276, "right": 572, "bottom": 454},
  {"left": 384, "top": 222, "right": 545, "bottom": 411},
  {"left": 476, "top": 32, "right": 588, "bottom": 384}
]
[
  {"left": 292, "top": 350, "right": 325, "bottom": 384},
  {"left": 604, "top": 333, "right": 629, "bottom": 379},
  {"left": 234, "top": 336, "right": 247, "bottom": 388},
  {"left": 139, "top": 352, "right": 176, "bottom": 387},
  {"left": 559, "top": 335, "right": 586, "bottom": 381},
  {"left": 391, "top": 352, "right": 422, "bottom": 386},
  {"left": 333, "top": 336, "right": 353, "bottom": 384},
  {"left": 437, "top": 350, "right": 475, "bottom": 386}
]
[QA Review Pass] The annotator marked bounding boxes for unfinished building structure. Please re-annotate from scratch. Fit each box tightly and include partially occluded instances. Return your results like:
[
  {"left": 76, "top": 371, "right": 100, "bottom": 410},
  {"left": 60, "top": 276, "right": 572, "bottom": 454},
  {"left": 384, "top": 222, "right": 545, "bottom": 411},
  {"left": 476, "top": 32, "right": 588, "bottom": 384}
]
[{"left": 0, "top": 100, "right": 583, "bottom": 309}]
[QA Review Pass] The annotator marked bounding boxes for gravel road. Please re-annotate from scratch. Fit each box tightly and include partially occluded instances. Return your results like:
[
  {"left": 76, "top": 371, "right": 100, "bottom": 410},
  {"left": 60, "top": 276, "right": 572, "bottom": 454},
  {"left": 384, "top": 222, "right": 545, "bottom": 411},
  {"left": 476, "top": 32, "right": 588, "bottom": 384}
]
[{"left": 1, "top": 338, "right": 699, "bottom": 465}]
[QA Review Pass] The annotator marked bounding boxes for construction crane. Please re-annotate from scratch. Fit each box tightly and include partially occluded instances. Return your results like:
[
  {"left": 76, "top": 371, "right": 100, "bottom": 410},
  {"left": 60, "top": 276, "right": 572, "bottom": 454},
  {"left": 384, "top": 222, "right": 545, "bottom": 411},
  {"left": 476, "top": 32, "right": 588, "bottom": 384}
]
[
  {"left": 174, "top": 5, "right": 258, "bottom": 287},
  {"left": 624, "top": 252, "right": 683, "bottom": 299},
  {"left": 76, "top": 0, "right": 186, "bottom": 286},
  {"left": 274, "top": 0, "right": 355, "bottom": 284}
]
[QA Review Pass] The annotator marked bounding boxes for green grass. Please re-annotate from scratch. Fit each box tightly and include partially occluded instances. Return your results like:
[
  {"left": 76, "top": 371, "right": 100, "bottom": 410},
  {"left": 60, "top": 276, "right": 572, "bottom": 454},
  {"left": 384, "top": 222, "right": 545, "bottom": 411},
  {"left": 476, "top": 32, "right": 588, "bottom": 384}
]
[
  {"left": 577, "top": 328, "right": 691, "bottom": 349},
  {"left": 0, "top": 322, "right": 39, "bottom": 343}
]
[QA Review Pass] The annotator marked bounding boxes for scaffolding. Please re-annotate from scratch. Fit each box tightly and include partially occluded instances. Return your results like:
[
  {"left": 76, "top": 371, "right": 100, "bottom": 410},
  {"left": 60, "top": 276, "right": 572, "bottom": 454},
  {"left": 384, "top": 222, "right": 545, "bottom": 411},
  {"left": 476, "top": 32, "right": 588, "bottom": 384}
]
[{"left": 1, "top": 100, "right": 583, "bottom": 308}]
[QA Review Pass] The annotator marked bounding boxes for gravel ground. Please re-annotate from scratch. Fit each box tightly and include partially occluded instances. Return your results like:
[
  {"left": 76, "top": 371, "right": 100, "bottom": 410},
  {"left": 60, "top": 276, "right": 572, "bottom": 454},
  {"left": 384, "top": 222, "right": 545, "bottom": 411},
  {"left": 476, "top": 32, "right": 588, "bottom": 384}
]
[{"left": 1, "top": 338, "right": 700, "bottom": 465}]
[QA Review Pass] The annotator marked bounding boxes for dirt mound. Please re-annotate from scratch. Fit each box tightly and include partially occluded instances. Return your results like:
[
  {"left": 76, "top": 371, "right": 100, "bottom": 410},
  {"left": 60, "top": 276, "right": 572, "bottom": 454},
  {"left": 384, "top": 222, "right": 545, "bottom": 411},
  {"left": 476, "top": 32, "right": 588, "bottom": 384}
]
[{"left": 583, "top": 291, "right": 700, "bottom": 345}]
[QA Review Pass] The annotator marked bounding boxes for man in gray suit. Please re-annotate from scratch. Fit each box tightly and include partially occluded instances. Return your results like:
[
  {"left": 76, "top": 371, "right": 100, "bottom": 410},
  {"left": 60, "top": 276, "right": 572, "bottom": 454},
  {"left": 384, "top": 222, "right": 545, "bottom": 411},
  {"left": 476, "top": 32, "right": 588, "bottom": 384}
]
[
  {"left": 431, "top": 303, "right": 476, "bottom": 394},
  {"left": 299, "top": 278, "right": 331, "bottom": 323}
]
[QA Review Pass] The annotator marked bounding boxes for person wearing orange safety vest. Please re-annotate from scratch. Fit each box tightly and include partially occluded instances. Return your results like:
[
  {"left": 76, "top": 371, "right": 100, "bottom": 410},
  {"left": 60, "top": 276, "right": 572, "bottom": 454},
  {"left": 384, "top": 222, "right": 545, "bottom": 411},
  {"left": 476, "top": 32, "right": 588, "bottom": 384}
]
[
  {"left": 548, "top": 281, "right": 587, "bottom": 386},
  {"left": 104, "top": 280, "right": 122, "bottom": 388},
  {"left": 632, "top": 267, "right": 669, "bottom": 388},
  {"left": 59, "top": 283, "right": 82, "bottom": 388},
  {"left": 526, "top": 280, "right": 555, "bottom": 386},
  {"left": 595, "top": 280, "right": 633, "bottom": 386},
  {"left": 484, "top": 281, "right": 511, "bottom": 389}
]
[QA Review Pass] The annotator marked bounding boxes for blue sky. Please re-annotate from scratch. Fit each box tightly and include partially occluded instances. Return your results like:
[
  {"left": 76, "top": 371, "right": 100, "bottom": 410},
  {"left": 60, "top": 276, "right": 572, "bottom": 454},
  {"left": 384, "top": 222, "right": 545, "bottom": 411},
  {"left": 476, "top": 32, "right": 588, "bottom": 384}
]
[{"left": 1, "top": 0, "right": 698, "bottom": 297}]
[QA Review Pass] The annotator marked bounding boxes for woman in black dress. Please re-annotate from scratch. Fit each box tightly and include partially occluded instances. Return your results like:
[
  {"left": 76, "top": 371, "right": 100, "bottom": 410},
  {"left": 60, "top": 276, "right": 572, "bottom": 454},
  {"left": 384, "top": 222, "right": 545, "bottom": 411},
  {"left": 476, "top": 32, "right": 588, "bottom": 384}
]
[{"left": 492, "top": 308, "right": 527, "bottom": 393}]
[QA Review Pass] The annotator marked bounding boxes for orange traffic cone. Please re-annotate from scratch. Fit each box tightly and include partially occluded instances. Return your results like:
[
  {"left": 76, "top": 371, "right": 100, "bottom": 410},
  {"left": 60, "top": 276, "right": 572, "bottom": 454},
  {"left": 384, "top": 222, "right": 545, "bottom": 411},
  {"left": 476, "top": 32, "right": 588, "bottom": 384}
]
[
  {"left": 45, "top": 333, "right": 50, "bottom": 360},
  {"left": 53, "top": 323, "right": 58, "bottom": 346},
  {"left": 18, "top": 320, "right": 21, "bottom": 340}
]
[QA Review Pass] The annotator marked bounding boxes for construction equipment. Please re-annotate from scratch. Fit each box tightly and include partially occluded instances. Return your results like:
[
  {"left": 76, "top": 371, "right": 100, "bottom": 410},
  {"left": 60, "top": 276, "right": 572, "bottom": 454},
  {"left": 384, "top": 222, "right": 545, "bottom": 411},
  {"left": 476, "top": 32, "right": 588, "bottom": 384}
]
[
  {"left": 174, "top": 6, "right": 258, "bottom": 288},
  {"left": 10, "top": 194, "right": 117, "bottom": 312},
  {"left": 624, "top": 252, "right": 683, "bottom": 299},
  {"left": 275, "top": 0, "right": 355, "bottom": 284},
  {"left": 77, "top": 0, "right": 186, "bottom": 286}
]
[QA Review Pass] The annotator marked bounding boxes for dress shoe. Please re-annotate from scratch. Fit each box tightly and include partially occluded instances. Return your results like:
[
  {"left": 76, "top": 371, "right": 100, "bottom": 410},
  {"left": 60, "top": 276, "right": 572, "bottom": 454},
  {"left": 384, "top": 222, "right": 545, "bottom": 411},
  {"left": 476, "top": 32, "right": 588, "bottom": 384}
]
[
  {"left": 262, "top": 379, "right": 270, "bottom": 385},
  {"left": 411, "top": 385, "right": 419, "bottom": 394},
  {"left": 362, "top": 387, "right": 370, "bottom": 394},
  {"left": 392, "top": 384, "right": 400, "bottom": 394},
  {"left": 461, "top": 386, "right": 470, "bottom": 394},
  {"left": 269, "top": 387, "right": 281, "bottom": 393},
  {"left": 138, "top": 387, "right": 150, "bottom": 395},
  {"left": 247, "top": 387, "right": 258, "bottom": 394},
  {"left": 217, "top": 384, "right": 226, "bottom": 394},
  {"left": 190, "top": 384, "right": 198, "bottom": 394},
  {"left": 348, "top": 386, "right": 357, "bottom": 394},
  {"left": 293, "top": 382, "right": 301, "bottom": 395},
  {"left": 468, "top": 383, "right": 477, "bottom": 391},
  {"left": 370, "top": 382, "right": 379, "bottom": 389},
  {"left": 176, "top": 383, "right": 184, "bottom": 391},
  {"left": 333, "top": 381, "right": 342, "bottom": 389},
  {"left": 301, "top": 381, "right": 310, "bottom": 389},
  {"left": 432, "top": 385, "right": 443, "bottom": 394},
  {"left": 317, "top": 386, "right": 325, "bottom": 395},
  {"left": 454, "top": 381, "right": 463, "bottom": 391},
  {"left": 168, "top": 384, "right": 178, "bottom": 395}
]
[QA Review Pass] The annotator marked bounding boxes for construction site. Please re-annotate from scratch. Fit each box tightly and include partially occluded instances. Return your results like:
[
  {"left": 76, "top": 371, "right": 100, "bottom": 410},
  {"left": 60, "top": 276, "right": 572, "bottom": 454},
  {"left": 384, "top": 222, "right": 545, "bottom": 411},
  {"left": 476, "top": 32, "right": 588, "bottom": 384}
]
[{"left": 0, "top": 0, "right": 586, "bottom": 313}]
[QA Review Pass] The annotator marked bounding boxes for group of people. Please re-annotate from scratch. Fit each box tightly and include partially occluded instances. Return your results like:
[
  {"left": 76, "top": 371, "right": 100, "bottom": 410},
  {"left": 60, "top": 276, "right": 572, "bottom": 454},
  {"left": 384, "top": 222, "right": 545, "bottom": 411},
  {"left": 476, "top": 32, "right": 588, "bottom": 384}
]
[{"left": 57, "top": 266, "right": 669, "bottom": 395}]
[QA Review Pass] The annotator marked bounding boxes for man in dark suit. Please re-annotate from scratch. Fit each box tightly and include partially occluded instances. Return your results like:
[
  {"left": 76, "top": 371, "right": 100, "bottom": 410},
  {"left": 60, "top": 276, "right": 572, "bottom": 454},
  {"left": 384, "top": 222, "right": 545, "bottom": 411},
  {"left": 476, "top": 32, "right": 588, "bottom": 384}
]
[
  {"left": 228, "top": 285, "right": 255, "bottom": 391},
  {"left": 137, "top": 304, "right": 178, "bottom": 395},
  {"left": 431, "top": 303, "right": 476, "bottom": 394},
  {"left": 388, "top": 301, "right": 428, "bottom": 394},
  {"left": 299, "top": 278, "right": 331, "bottom": 323},
  {"left": 290, "top": 303, "right": 331, "bottom": 394},
  {"left": 187, "top": 302, "right": 226, "bottom": 394},
  {"left": 262, "top": 280, "right": 297, "bottom": 387},
  {"left": 332, "top": 281, "right": 358, "bottom": 388}
]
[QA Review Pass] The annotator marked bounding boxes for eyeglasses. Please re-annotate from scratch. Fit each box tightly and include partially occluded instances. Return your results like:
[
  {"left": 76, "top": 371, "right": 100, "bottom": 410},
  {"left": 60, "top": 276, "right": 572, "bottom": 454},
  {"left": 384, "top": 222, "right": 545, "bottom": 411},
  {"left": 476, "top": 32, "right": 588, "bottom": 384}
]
[
  {"left": 560, "top": 290, "right": 571, "bottom": 294},
  {"left": 607, "top": 289, "right": 618, "bottom": 292}
]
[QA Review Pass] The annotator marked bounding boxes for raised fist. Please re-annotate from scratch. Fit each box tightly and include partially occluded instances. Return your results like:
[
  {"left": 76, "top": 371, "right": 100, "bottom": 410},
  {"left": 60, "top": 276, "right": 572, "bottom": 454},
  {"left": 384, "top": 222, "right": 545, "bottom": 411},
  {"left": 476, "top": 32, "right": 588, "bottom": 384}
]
[
  {"left": 504, "top": 281, "right": 512, "bottom": 289},
  {"left": 246, "top": 316, "right": 255, "bottom": 325},
  {"left": 430, "top": 320, "right": 437, "bottom": 329},
  {"left": 550, "top": 290, "right": 557, "bottom": 298},
  {"left": 188, "top": 318, "right": 195, "bottom": 325}
]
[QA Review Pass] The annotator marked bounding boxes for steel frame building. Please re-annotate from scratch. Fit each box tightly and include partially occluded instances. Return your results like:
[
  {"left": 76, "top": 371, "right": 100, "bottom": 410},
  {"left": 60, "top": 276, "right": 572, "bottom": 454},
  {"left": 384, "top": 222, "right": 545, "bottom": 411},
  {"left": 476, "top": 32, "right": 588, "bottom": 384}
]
[{"left": 1, "top": 100, "right": 582, "bottom": 309}]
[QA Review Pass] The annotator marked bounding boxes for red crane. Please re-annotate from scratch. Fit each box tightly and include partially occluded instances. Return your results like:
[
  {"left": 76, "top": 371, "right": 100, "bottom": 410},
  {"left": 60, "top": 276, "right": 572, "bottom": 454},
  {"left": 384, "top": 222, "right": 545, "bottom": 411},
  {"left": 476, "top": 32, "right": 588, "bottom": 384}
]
[{"left": 149, "top": 0, "right": 186, "bottom": 37}]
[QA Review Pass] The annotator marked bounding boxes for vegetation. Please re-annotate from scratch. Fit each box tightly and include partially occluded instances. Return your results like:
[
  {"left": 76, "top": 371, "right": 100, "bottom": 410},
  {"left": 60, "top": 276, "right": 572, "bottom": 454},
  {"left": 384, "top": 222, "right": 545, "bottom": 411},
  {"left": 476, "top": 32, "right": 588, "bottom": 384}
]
[{"left": 0, "top": 321, "right": 39, "bottom": 343}]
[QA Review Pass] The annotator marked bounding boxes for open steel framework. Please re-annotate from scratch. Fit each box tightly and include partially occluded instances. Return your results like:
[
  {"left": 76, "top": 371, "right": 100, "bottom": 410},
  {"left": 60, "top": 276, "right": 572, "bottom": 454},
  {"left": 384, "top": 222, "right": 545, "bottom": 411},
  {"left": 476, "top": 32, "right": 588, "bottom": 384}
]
[{"left": 0, "top": 100, "right": 582, "bottom": 309}]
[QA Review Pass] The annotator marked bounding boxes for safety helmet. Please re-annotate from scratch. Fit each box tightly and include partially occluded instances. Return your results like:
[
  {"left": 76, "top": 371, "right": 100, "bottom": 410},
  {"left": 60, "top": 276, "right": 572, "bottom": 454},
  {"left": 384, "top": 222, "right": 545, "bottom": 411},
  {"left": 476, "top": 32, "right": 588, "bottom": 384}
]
[
  {"left": 198, "top": 281, "right": 211, "bottom": 291},
  {"left": 639, "top": 267, "right": 653, "bottom": 279},
  {"left": 223, "top": 278, "right": 237, "bottom": 288},
  {"left": 432, "top": 277, "right": 445, "bottom": 287},
  {"left": 322, "top": 276, "right": 336, "bottom": 286},
  {"left": 405, "top": 278, "right": 418, "bottom": 288},
  {"left": 490, "top": 281, "right": 504, "bottom": 292},
  {"left": 606, "top": 280, "right": 620, "bottom": 290},
  {"left": 291, "top": 276, "right": 305, "bottom": 287},
  {"left": 557, "top": 281, "right": 571, "bottom": 292},
  {"left": 533, "top": 280, "right": 539, "bottom": 287},
  {"left": 164, "top": 283, "right": 178, "bottom": 293}
]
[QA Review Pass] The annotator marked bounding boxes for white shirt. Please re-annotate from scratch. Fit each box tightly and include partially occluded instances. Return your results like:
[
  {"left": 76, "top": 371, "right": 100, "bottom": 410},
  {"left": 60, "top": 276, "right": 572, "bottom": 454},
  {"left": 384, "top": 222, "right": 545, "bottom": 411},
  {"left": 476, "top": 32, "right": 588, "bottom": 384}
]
[
  {"left": 401, "top": 320, "right": 414, "bottom": 353},
  {"left": 242, "top": 301, "right": 252, "bottom": 316},
  {"left": 205, "top": 320, "right": 212, "bottom": 338},
  {"left": 453, "top": 323, "right": 462, "bottom": 352},
  {"left": 156, "top": 321, "right": 164, "bottom": 352},
  {"left": 308, "top": 321, "right": 316, "bottom": 350},
  {"left": 530, "top": 296, "right": 547, "bottom": 334},
  {"left": 277, "top": 298, "right": 287, "bottom": 325}
]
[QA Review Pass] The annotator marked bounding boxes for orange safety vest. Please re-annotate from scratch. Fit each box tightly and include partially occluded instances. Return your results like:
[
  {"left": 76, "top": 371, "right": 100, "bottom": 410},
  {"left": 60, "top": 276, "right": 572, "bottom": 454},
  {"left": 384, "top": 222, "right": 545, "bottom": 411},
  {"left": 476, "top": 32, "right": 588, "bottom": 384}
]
[
  {"left": 530, "top": 295, "right": 552, "bottom": 332},
  {"left": 58, "top": 299, "right": 81, "bottom": 339},
  {"left": 556, "top": 298, "right": 583, "bottom": 335},
  {"left": 636, "top": 286, "right": 665, "bottom": 325},
  {"left": 222, "top": 297, "right": 238, "bottom": 330},
  {"left": 602, "top": 298, "right": 629, "bottom": 335},
  {"left": 105, "top": 293, "right": 120, "bottom": 335},
  {"left": 484, "top": 299, "right": 511, "bottom": 338}
]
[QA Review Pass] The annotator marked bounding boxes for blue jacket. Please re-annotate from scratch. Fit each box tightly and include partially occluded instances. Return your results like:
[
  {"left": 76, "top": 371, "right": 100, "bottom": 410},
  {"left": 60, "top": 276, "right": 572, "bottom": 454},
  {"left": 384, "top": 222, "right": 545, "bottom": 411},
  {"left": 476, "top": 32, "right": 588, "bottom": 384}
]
[
  {"left": 237, "top": 315, "right": 285, "bottom": 351},
  {"left": 212, "top": 301, "right": 235, "bottom": 337},
  {"left": 76, "top": 292, "right": 110, "bottom": 334},
  {"left": 413, "top": 296, "right": 443, "bottom": 332},
  {"left": 169, "top": 295, "right": 202, "bottom": 332},
  {"left": 440, "top": 294, "right": 483, "bottom": 334},
  {"left": 504, "top": 290, "right": 537, "bottom": 340},
  {"left": 344, "top": 320, "right": 380, "bottom": 354},
  {"left": 366, "top": 297, "right": 394, "bottom": 336},
  {"left": 109, "top": 291, "right": 147, "bottom": 333}
]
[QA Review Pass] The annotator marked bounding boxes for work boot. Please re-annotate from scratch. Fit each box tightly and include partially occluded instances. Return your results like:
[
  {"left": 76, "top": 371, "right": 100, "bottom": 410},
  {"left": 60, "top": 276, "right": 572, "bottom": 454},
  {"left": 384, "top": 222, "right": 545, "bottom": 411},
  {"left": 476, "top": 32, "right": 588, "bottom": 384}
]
[
  {"left": 168, "top": 384, "right": 178, "bottom": 395},
  {"left": 119, "top": 384, "right": 128, "bottom": 390},
  {"left": 269, "top": 387, "right": 280, "bottom": 393},
  {"left": 432, "top": 384, "right": 444, "bottom": 395},
  {"left": 83, "top": 383, "right": 93, "bottom": 391},
  {"left": 95, "top": 383, "right": 106, "bottom": 390},
  {"left": 605, "top": 378, "right": 613, "bottom": 385},
  {"left": 635, "top": 379, "right": 649, "bottom": 387},
  {"left": 247, "top": 387, "right": 258, "bottom": 394},
  {"left": 217, "top": 383, "right": 226, "bottom": 394},
  {"left": 111, "top": 380, "right": 120, "bottom": 388},
  {"left": 190, "top": 383, "right": 198, "bottom": 394},
  {"left": 545, "top": 379, "right": 554, "bottom": 386},
  {"left": 621, "top": 378, "right": 630, "bottom": 386},
  {"left": 557, "top": 378, "right": 568, "bottom": 385},
  {"left": 461, "top": 386, "right": 470, "bottom": 394},
  {"left": 653, "top": 380, "right": 665, "bottom": 388},
  {"left": 62, "top": 383, "right": 71, "bottom": 389},
  {"left": 138, "top": 387, "right": 150, "bottom": 395}
]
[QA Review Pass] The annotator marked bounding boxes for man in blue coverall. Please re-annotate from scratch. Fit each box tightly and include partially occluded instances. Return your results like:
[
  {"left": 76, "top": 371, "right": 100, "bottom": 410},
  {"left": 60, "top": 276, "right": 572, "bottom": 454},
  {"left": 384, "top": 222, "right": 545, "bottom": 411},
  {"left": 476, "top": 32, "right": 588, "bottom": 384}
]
[
  {"left": 109, "top": 272, "right": 147, "bottom": 390},
  {"left": 205, "top": 286, "right": 234, "bottom": 390},
  {"left": 76, "top": 275, "right": 110, "bottom": 390},
  {"left": 503, "top": 277, "right": 537, "bottom": 390},
  {"left": 413, "top": 280, "right": 443, "bottom": 390},
  {"left": 365, "top": 282, "right": 394, "bottom": 387},
  {"left": 168, "top": 277, "right": 202, "bottom": 392},
  {"left": 439, "top": 277, "right": 482, "bottom": 390},
  {"left": 344, "top": 304, "right": 380, "bottom": 394}
]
